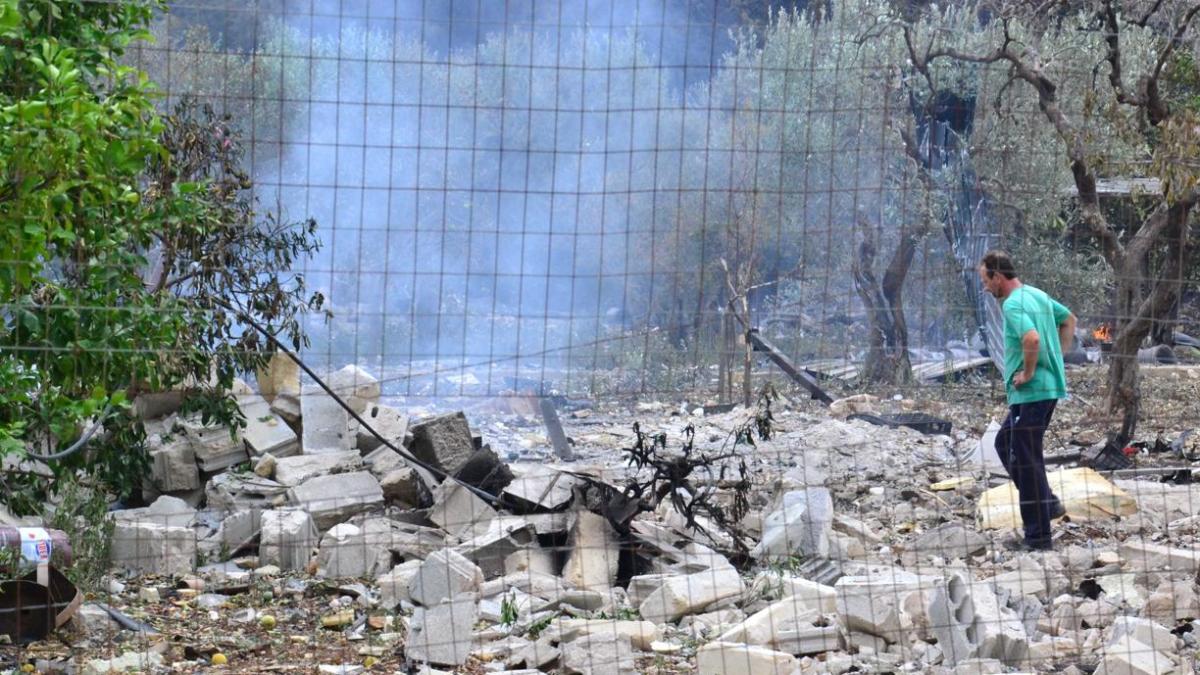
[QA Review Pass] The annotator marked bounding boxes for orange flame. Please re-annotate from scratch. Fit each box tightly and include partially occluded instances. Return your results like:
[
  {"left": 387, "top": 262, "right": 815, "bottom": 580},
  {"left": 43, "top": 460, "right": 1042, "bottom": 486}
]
[{"left": 1093, "top": 324, "right": 1111, "bottom": 342}]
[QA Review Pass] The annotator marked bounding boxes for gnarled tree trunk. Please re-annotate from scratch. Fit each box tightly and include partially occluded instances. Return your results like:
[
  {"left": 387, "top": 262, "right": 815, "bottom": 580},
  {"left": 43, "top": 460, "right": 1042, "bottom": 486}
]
[
  {"left": 1106, "top": 203, "right": 1191, "bottom": 445},
  {"left": 852, "top": 222, "right": 917, "bottom": 385}
]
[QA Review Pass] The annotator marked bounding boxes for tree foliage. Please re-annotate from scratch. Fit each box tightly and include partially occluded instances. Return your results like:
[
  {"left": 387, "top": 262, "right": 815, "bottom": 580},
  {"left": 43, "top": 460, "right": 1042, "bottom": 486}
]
[
  {"left": 896, "top": 0, "right": 1200, "bottom": 440},
  {"left": 0, "top": 0, "right": 321, "bottom": 506}
]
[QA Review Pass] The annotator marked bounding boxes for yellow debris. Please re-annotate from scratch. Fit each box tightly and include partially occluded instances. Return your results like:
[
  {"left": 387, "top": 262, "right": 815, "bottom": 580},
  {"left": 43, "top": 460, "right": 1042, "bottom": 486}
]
[
  {"left": 930, "top": 476, "right": 976, "bottom": 491},
  {"left": 976, "top": 467, "right": 1137, "bottom": 530}
]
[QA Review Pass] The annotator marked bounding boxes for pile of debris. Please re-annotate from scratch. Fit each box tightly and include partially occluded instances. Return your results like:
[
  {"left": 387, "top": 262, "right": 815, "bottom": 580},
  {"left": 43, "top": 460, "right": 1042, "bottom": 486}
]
[{"left": 39, "top": 356, "right": 1200, "bottom": 675}]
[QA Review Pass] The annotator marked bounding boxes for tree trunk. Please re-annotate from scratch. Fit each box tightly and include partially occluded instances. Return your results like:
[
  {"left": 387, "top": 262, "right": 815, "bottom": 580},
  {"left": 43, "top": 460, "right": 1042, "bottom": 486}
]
[
  {"left": 1105, "top": 203, "right": 1191, "bottom": 445},
  {"left": 718, "top": 310, "right": 732, "bottom": 404},
  {"left": 743, "top": 333, "right": 753, "bottom": 407},
  {"left": 852, "top": 224, "right": 916, "bottom": 385}
]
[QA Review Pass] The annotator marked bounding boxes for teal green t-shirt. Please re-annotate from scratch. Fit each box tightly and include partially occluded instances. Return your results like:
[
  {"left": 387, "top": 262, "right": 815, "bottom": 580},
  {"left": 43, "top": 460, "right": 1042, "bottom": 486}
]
[{"left": 1002, "top": 285, "right": 1071, "bottom": 404}]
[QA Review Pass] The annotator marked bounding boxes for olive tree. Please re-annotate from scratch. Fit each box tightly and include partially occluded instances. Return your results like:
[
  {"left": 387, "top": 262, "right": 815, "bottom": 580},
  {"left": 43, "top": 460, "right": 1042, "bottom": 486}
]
[
  {"left": 697, "top": 1, "right": 975, "bottom": 385},
  {"left": 899, "top": 0, "right": 1200, "bottom": 442}
]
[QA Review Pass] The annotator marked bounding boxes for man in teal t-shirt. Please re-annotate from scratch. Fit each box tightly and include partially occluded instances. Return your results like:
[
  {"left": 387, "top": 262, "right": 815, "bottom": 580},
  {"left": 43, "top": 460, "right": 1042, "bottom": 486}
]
[{"left": 979, "top": 250, "right": 1077, "bottom": 550}]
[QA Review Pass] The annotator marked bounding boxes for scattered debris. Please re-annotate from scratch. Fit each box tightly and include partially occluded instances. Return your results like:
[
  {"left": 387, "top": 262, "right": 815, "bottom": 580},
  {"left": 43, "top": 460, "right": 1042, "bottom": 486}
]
[{"left": 21, "top": 360, "right": 1200, "bottom": 673}]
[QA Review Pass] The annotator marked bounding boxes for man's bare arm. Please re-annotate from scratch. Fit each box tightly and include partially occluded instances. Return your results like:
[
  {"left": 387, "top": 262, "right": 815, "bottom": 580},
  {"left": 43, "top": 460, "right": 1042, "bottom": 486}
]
[
  {"left": 1058, "top": 313, "right": 1076, "bottom": 351},
  {"left": 1017, "top": 326, "right": 1046, "bottom": 381}
]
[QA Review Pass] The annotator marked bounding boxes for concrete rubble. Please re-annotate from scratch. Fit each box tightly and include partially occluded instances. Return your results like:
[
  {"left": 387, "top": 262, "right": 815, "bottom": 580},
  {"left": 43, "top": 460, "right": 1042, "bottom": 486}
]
[{"left": 73, "top": 363, "right": 1200, "bottom": 674}]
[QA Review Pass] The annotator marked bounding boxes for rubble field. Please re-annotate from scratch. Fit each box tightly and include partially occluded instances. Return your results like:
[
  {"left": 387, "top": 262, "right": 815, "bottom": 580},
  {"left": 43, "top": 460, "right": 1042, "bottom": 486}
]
[{"left": 11, "top": 358, "right": 1200, "bottom": 675}]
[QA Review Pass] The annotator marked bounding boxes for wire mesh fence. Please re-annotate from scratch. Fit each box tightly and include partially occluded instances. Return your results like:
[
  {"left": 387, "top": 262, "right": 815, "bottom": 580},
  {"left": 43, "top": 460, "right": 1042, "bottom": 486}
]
[{"left": 3, "top": 0, "right": 1200, "bottom": 673}]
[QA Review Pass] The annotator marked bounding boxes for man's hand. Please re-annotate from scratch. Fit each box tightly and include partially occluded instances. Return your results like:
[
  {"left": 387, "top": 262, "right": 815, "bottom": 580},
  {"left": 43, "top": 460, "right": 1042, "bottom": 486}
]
[{"left": 1012, "top": 370, "right": 1033, "bottom": 387}]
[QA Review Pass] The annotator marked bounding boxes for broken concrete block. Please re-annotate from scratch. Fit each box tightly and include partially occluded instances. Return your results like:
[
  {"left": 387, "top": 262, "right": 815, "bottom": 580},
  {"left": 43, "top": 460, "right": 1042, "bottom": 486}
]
[
  {"left": 364, "top": 447, "right": 433, "bottom": 504},
  {"left": 904, "top": 522, "right": 988, "bottom": 563},
  {"left": 144, "top": 417, "right": 202, "bottom": 492},
  {"left": 1120, "top": 541, "right": 1200, "bottom": 575},
  {"left": 679, "top": 608, "right": 746, "bottom": 637},
  {"left": 1025, "top": 636, "right": 1082, "bottom": 665},
  {"left": 409, "top": 412, "right": 476, "bottom": 475},
  {"left": 454, "top": 516, "right": 535, "bottom": 579},
  {"left": 717, "top": 595, "right": 821, "bottom": 646},
  {"left": 254, "top": 452, "right": 277, "bottom": 478},
  {"left": 113, "top": 495, "right": 197, "bottom": 529},
  {"left": 300, "top": 385, "right": 353, "bottom": 454},
  {"left": 696, "top": 641, "right": 798, "bottom": 675},
  {"left": 1078, "top": 597, "right": 1121, "bottom": 630},
  {"left": 834, "top": 571, "right": 941, "bottom": 645},
  {"left": 364, "top": 445, "right": 407, "bottom": 476},
  {"left": 409, "top": 548, "right": 484, "bottom": 607},
  {"left": 751, "top": 487, "right": 833, "bottom": 561},
  {"left": 1094, "top": 634, "right": 1175, "bottom": 675},
  {"left": 270, "top": 393, "right": 301, "bottom": 424},
  {"left": 72, "top": 603, "right": 119, "bottom": 637},
  {"left": 379, "top": 467, "right": 424, "bottom": 507},
  {"left": 626, "top": 573, "right": 674, "bottom": 607},
  {"left": 239, "top": 391, "right": 299, "bottom": 458},
  {"left": 929, "top": 572, "right": 977, "bottom": 666},
  {"left": 556, "top": 619, "right": 661, "bottom": 651},
  {"left": 133, "top": 390, "right": 186, "bottom": 419},
  {"left": 505, "top": 547, "right": 557, "bottom": 577},
  {"left": 147, "top": 431, "right": 200, "bottom": 493},
  {"left": 206, "top": 472, "right": 289, "bottom": 514},
  {"left": 407, "top": 595, "right": 479, "bottom": 666},
  {"left": 480, "top": 589, "right": 537, "bottom": 627},
  {"left": 317, "top": 523, "right": 391, "bottom": 579},
  {"left": 257, "top": 351, "right": 300, "bottom": 399},
  {"left": 327, "top": 364, "right": 380, "bottom": 413},
  {"left": 219, "top": 508, "right": 261, "bottom": 554},
  {"left": 933, "top": 571, "right": 1030, "bottom": 666},
  {"left": 970, "top": 577, "right": 1030, "bottom": 665},
  {"left": 451, "top": 446, "right": 514, "bottom": 495},
  {"left": 517, "top": 635, "right": 561, "bottom": 670},
  {"left": 429, "top": 480, "right": 497, "bottom": 535},
  {"left": 560, "top": 633, "right": 637, "bottom": 675},
  {"left": 562, "top": 511, "right": 620, "bottom": 590},
  {"left": 522, "top": 512, "right": 574, "bottom": 536},
  {"left": 1108, "top": 617, "right": 1177, "bottom": 652},
  {"left": 1096, "top": 572, "right": 1147, "bottom": 609},
  {"left": 358, "top": 518, "right": 449, "bottom": 561},
  {"left": 638, "top": 566, "right": 745, "bottom": 624},
  {"left": 774, "top": 625, "right": 842, "bottom": 655},
  {"left": 991, "top": 555, "right": 1050, "bottom": 599},
  {"left": 356, "top": 403, "right": 408, "bottom": 453},
  {"left": 377, "top": 559, "right": 422, "bottom": 608},
  {"left": 260, "top": 509, "right": 318, "bottom": 570},
  {"left": 1141, "top": 580, "right": 1200, "bottom": 623},
  {"left": 503, "top": 464, "right": 579, "bottom": 511},
  {"left": 775, "top": 575, "right": 838, "bottom": 614},
  {"left": 950, "top": 658, "right": 1006, "bottom": 675},
  {"left": 288, "top": 471, "right": 383, "bottom": 530},
  {"left": 274, "top": 451, "right": 363, "bottom": 486},
  {"left": 180, "top": 415, "right": 247, "bottom": 472},
  {"left": 111, "top": 521, "right": 195, "bottom": 576}
]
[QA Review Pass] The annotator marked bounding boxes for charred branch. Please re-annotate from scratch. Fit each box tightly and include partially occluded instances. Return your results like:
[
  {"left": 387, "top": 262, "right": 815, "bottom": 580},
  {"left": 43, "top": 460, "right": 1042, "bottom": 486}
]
[{"left": 616, "top": 390, "right": 777, "bottom": 556}]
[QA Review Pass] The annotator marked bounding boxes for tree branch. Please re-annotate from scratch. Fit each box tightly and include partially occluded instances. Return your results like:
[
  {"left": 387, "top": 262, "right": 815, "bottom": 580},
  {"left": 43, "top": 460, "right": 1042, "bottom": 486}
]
[
  {"left": 1134, "top": 0, "right": 1168, "bottom": 27},
  {"left": 1124, "top": 199, "right": 1195, "bottom": 337},
  {"left": 1102, "top": 0, "right": 1143, "bottom": 108},
  {"left": 1147, "top": 2, "right": 1200, "bottom": 125},
  {"left": 920, "top": 18, "right": 1127, "bottom": 264}
]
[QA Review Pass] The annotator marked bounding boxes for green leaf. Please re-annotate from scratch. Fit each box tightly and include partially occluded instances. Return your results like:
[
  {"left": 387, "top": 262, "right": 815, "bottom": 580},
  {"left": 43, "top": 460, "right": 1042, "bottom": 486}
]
[{"left": 0, "top": 0, "right": 20, "bottom": 35}]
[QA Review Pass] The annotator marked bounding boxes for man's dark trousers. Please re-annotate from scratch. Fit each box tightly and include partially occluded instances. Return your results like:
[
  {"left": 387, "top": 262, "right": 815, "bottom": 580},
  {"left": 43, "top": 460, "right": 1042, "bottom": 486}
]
[{"left": 995, "top": 399, "right": 1060, "bottom": 545}]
